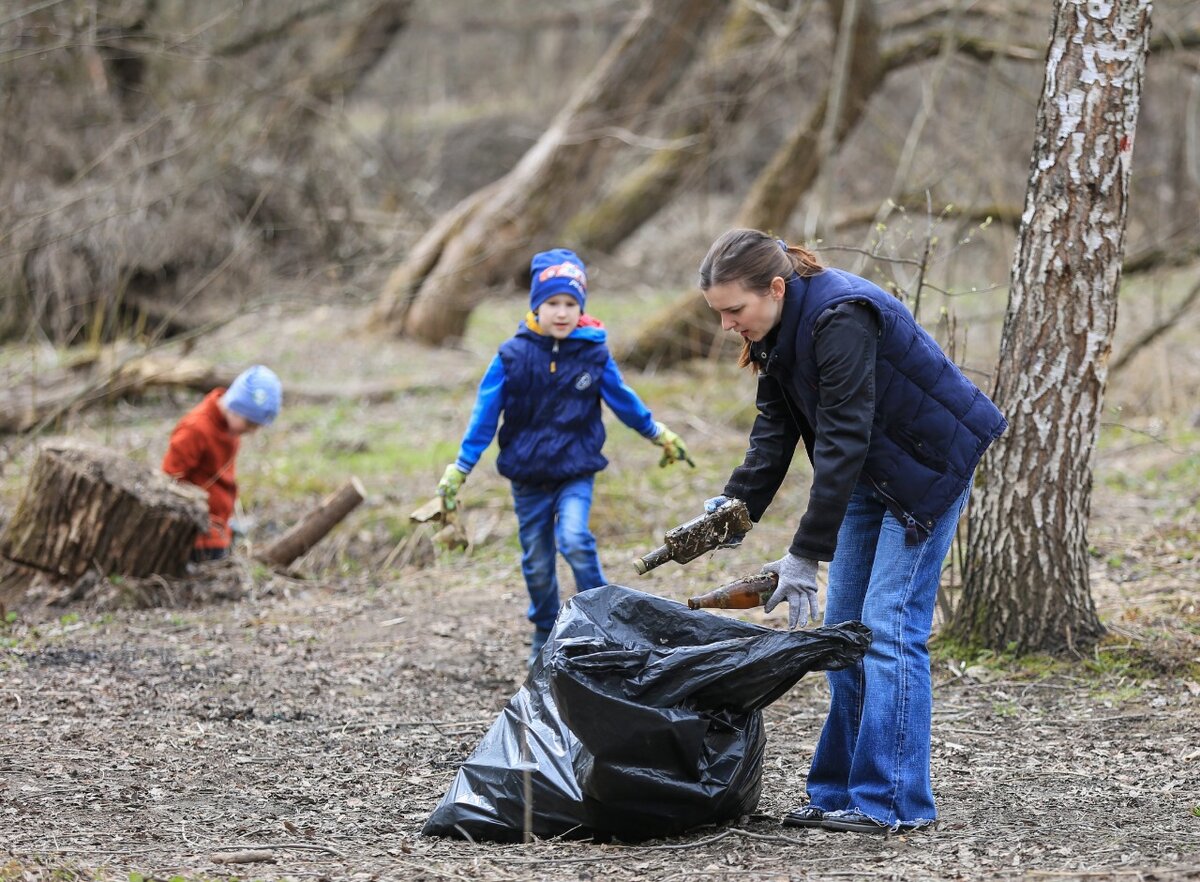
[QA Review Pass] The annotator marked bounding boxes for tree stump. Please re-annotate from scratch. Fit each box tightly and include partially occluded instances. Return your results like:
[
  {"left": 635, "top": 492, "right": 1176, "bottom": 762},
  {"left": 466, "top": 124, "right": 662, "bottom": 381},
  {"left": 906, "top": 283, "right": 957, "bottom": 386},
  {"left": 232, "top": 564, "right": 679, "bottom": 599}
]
[{"left": 0, "top": 440, "right": 208, "bottom": 580}]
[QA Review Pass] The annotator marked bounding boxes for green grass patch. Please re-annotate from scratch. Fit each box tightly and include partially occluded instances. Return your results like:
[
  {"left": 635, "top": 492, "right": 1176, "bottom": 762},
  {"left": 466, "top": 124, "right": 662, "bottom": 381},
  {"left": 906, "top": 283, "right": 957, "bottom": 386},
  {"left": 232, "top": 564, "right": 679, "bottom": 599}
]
[
  {"left": 931, "top": 627, "right": 1197, "bottom": 687},
  {"left": 252, "top": 400, "right": 462, "bottom": 497}
]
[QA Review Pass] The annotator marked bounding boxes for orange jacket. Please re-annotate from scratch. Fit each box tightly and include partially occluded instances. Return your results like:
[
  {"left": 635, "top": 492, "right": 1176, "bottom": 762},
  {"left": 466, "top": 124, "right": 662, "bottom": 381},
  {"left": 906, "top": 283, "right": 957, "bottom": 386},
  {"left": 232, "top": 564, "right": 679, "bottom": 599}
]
[{"left": 162, "top": 389, "right": 240, "bottom": 550}]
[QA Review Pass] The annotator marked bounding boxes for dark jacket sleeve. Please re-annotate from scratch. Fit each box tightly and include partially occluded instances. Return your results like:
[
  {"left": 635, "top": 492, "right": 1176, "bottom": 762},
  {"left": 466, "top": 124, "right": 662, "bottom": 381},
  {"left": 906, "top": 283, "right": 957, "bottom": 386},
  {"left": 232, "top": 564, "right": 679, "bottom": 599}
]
[
  {"left": 722, "top": 372, "right": 803, "bottom": 522},
  {"left": 790, "top": 301, "right": 879, "bottom": 561}
]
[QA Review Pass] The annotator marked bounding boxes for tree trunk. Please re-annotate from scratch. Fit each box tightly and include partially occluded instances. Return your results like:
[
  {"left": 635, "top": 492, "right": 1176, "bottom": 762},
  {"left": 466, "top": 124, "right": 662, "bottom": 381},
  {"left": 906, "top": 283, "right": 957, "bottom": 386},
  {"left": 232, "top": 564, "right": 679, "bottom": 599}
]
[
  {"left": 0, "top": 441, "right": 208, "bottom": 580},
  {"left": 950, "top": 0, "right": 1152, "bottom": 654},
  {"left": 563, "top": 3, "right": 773, "bottom": 254},
  {"left": 620, "top": 0, "right": 885, "bottom": 369},
  {"left": 371, "top": 181, "right": 501, "bottom": 333},
  {"left": 306, "top": 0, "right": 413, "bottom": 106},
  {"left": 372, "top": 0, "right": 724, "bottom": 345},
  {"left": 741, "top": 0, "right": 883, "bottom": 234},
  {"left": 256, "top": 478, "right": 366, "bottom": 568}
]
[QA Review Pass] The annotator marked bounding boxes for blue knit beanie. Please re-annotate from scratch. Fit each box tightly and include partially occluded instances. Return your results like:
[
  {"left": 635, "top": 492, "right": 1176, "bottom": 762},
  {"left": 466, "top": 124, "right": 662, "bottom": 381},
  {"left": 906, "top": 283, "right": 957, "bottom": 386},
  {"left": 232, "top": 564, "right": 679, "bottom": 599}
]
[
  {"left": 529, "top": 248, "right": 587, "bottom": 313},
  {"left": 222, "top": 365, "right": 282, "bottom": 426}
]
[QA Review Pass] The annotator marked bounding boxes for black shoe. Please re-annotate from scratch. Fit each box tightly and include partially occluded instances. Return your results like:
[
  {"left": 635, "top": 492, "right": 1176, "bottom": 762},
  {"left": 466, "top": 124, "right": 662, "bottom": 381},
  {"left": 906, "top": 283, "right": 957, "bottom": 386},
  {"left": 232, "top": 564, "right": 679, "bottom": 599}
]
[
  {"left": 820, "top": 811, "right": 892, "bottom": 834},
  {"left": 821, "top": 811, "right": 935, "bottom": 835},
  {"left": 781, "top": 806, "right": 825, "bottom": 828}
]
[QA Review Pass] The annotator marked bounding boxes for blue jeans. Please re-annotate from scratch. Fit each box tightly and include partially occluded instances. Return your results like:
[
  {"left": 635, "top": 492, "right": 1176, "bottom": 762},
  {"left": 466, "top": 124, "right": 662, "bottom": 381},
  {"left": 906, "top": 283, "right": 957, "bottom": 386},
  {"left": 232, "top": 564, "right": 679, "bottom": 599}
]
[
  {"left": 511, "top": 475, "right": 606, "bottom": 632},
  {"left": 806, "top": 480, "right": 971, "bottom": 828},
  {"left": 190, "top": 546, "right": 229, "bottom": 563}
]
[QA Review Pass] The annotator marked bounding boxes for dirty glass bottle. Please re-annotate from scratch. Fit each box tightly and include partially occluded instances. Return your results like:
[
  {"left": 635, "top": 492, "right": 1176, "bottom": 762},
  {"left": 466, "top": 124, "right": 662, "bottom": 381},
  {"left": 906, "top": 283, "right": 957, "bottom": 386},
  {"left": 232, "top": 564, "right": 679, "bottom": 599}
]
[
  {"left": 633, "top": 498, "right": 753, "bottom": 575},
  {"left": 687, "top": 572, "right": 778, "bottom": 610}
]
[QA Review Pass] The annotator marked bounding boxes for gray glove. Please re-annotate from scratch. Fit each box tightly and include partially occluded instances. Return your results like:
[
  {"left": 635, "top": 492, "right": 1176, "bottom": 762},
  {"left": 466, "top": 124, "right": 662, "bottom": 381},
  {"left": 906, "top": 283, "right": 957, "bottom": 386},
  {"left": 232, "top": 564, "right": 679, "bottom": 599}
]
[
  {"left": 704, "top": 495, "right": 745, "bottom": 548},
  {"left": 762, "top": 553, "right": 820, "bottom": 629}
]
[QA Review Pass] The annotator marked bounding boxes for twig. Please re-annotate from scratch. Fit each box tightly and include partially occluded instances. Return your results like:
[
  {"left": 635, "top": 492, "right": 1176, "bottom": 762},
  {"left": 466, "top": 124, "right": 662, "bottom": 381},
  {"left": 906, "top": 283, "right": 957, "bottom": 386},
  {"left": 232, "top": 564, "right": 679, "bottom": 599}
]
[
  {"left": 1025, "top": 869, "right": 1200, "bottom": 878},
  {"left": 314, "top": 717, "right": 491, "bottom": 734},
  {"left": 813, "top": 244, "right": 924, "bottom": 267},
  {"left": 216, "top": 842, "right": 346, "bottom": 857},
  {"left": 477, "top": 826, "right": 820, "bottom": 864},
  {"left": 0, "top": 0, "right": 71, "bottom": 29},
  {"left": 1110, "top": 278, "right": 1200, "bottom": 375}
]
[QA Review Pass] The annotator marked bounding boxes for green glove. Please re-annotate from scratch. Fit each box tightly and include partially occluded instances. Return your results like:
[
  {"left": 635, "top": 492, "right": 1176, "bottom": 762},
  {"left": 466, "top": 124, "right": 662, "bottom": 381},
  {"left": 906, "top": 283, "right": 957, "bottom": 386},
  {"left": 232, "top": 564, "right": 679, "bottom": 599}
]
[
  {"left": 437, "top": 464, "right": 467, "bottom": 511},
  {"left": 653, "top": 421, "right": 695, "bottom": 468}
]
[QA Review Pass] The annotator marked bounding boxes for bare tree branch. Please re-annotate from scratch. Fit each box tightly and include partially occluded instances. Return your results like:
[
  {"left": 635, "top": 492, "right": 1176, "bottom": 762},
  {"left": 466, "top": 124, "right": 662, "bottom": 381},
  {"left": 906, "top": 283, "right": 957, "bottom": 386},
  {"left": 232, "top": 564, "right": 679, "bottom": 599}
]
[
  {"left": 1110, "top": 279, "right": 1200, "bottom": 375},
  {"left": 215, "top": 0, "right": 343, "bottom": 58}
]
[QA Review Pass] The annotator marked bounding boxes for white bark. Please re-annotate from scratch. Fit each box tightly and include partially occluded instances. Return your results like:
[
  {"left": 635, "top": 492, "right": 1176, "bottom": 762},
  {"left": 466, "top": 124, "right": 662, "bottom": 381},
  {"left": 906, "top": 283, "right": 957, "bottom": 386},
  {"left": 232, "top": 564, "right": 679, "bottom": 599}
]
[{"left": 954, "top": 0, "right": 1153, "bottom": 652}]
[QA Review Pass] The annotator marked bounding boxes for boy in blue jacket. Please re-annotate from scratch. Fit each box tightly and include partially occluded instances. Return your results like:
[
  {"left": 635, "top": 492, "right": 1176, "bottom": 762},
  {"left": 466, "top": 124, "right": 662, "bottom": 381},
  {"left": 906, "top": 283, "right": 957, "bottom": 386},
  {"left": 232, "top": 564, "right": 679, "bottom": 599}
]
[{"left": 437, "top": 248, "right": 693, "bottom": 666}]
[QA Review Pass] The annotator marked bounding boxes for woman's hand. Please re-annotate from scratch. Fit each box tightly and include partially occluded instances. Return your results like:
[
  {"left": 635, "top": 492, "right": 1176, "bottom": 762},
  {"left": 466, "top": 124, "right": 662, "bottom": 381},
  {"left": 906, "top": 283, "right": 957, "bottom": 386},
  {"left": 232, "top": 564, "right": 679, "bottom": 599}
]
[
  {"left": 704, "top": 495, "right": 745, "bottom": 547},
  {"left": 761, "top": 554, "right": 820, "bottom": 629}
]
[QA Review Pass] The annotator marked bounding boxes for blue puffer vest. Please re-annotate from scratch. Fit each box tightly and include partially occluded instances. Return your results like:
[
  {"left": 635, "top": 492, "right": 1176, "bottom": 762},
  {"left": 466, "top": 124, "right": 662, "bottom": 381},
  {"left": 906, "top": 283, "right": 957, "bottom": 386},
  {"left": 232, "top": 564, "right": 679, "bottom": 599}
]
[
  {"left": 767, "top": 269, "right": 1007, "bottom": 540},
  {"left": 496, "top": 325, "right": 609, "bottom": 485}
]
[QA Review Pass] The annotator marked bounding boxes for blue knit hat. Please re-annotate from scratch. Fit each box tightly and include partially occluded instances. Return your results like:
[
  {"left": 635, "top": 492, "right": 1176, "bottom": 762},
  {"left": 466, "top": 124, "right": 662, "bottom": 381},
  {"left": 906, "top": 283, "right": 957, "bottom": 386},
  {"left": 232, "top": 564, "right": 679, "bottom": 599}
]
[
  {"left": 529, "top": 248, "right": 587, "bottom": 313},
  {"left": 222, "top": 365, "right": 282, "bottom": 426}
]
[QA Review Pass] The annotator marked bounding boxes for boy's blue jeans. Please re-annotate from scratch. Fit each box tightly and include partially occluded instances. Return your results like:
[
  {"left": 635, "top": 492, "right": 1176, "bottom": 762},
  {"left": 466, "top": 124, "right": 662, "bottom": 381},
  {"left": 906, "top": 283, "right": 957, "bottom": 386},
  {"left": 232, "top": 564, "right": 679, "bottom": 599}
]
[
  {"left": 806, "top": 480, "right": 971, "bottom": 829},
  {"left": 511, "top": 475, "right": 606, "bottom": 632}
]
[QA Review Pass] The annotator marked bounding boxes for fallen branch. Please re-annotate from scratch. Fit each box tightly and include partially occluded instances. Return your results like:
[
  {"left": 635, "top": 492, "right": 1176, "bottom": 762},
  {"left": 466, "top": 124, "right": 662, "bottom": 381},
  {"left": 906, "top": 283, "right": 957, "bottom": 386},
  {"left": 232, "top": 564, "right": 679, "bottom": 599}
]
[
  {"left": 1110, "top": 278, "right": 1200, "bottom": 375},
  {"left": 210, "top": 850, "right": 275, "bottom": 865},
  {"left": 255, "top": 478, "right": 366, "bottom": 567},
  {"left": 0, "top": 347, "right": 476, "bottom": 436},
  {"left": 215, "top": 842, "right": 346, "bottom": 857}
]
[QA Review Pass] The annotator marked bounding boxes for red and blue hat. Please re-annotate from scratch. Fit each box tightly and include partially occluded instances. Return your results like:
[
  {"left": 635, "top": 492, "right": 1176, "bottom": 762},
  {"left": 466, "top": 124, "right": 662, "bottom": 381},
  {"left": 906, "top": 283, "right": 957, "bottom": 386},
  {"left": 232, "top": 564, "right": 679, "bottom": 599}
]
[{"left": 530, "top": 248, "right": 587, "bottom": 313}]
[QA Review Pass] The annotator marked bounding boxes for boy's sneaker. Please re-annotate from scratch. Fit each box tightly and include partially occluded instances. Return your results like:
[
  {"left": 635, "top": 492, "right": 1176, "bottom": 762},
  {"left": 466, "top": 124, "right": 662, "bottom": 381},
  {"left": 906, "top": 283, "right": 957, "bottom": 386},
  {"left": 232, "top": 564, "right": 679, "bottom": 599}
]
[{"left": 528, "top": 627, "right": 552, "bottom": 668}]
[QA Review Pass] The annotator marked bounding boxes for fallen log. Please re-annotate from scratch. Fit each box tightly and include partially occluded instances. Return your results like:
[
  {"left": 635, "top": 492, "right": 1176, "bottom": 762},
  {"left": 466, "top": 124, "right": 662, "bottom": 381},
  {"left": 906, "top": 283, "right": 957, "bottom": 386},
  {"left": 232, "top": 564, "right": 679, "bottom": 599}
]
[
  {"left": 255, "top": 478, "right": 366, "bottom": 567},
  {"left": 0, "top": 441, "right": 208, "bottom": 581},
  {"left": 0, "top": 348, "right": 478, "bottom": 436},
  {"left": 0, "top": 349, "right": 237, "bottom": 435}
]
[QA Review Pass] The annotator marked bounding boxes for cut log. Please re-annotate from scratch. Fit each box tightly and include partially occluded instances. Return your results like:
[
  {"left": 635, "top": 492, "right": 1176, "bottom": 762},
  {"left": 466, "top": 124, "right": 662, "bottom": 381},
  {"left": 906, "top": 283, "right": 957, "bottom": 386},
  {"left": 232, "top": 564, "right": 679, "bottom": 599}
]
[
  {"left": 0, "top": 441, "right": 208, "bottom": 580},
  {"left": 255, "top": 478, "right": 366, "bottom": 568}
]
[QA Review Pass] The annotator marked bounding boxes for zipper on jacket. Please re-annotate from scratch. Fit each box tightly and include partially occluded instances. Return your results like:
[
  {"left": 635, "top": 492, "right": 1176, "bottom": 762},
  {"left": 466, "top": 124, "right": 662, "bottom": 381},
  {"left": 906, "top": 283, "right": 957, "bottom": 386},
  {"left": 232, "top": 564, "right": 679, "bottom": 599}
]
[
  {"left": 767, "top": 347, "right": 929, "bottom": 545},
  {"left": 868, "top": 476, "right": 927, "bottom": 546},
  {"left": 550, "top": 340, "right": 558, "bottom": 373}
]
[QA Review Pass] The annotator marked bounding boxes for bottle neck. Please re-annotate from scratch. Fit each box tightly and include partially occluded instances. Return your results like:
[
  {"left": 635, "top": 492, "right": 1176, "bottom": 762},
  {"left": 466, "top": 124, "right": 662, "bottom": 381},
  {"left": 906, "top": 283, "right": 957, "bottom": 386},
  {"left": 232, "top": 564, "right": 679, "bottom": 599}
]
[{"left": 633, "top": 543, "right": 672, "bottom": 575}]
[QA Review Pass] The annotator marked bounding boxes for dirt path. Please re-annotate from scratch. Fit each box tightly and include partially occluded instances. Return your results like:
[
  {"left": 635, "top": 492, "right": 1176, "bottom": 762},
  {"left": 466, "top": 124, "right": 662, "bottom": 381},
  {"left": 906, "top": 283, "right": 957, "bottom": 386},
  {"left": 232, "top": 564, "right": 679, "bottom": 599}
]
[
  {"left": 3, "top": 303, "right": 1200, "bottom": 880},
  {"left": 3, "top": 554, "right": 1198, "bottom": 882}
]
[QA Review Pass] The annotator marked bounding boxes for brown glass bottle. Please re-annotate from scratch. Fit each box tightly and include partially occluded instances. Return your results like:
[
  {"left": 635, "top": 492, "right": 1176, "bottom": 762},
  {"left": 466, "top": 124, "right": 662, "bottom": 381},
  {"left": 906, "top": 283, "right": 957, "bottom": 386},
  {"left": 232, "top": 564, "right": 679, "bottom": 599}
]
[
  {"left": 633, "top": 499, "right": 753, "bottom": 575},
  {"left": 687, "top": 572, "right": 778, "bottom": 610}
]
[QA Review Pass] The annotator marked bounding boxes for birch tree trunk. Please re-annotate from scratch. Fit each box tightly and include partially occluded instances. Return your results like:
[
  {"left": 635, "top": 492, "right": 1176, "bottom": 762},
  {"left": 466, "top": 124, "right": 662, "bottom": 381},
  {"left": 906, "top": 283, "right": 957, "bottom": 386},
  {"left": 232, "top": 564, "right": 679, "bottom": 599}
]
[
  {"left": 950, "top": 0, "right": 1153, "bottom": 653},
  {"left": 370, "top": 0, "right": 722, "bottom": 344}
]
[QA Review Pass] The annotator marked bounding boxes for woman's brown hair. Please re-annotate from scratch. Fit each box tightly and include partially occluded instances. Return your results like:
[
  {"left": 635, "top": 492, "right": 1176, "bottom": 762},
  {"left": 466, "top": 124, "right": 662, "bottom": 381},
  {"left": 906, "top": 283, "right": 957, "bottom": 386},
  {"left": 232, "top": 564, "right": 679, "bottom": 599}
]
[{"left": 698, "top": 228, "right": 823, "bottom": 371}]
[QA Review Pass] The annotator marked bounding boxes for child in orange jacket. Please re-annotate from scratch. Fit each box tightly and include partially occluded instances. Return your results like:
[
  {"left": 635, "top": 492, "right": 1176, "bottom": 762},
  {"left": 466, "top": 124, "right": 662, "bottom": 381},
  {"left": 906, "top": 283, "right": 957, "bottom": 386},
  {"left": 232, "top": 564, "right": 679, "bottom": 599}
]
[{"left": 162, "top": 365, "right": 282, "bottom": 561}]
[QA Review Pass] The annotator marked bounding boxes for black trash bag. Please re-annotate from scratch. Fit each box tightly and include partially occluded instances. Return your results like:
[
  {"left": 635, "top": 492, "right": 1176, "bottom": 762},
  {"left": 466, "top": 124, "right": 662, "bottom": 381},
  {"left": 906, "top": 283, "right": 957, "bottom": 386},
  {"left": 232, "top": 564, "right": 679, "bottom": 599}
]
[{"left": 422, "top": 584, "right": 870, "bottom": 842}]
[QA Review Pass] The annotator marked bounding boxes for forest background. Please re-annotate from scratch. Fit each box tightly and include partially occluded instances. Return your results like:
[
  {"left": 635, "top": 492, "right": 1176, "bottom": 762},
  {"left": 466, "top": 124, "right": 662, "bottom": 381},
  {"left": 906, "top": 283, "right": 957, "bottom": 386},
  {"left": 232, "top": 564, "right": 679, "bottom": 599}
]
[{"left": 1, "top": 1, "right": 1200, "bottom": 880}]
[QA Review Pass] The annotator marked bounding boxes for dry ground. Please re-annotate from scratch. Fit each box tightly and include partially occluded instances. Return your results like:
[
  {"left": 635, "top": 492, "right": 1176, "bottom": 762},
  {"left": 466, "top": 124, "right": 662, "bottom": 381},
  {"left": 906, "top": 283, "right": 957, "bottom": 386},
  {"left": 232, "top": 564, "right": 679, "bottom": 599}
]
[{"left": 2, "top": 299, "right": 1199, "bottom": 882}]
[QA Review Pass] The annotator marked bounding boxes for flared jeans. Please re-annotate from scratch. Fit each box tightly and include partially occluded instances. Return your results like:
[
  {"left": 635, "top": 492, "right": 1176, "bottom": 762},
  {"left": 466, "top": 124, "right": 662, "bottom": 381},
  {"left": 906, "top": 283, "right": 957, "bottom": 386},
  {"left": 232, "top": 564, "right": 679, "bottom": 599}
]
[{"left": 806, "top": 480, "right": 972, "bottom": 828}]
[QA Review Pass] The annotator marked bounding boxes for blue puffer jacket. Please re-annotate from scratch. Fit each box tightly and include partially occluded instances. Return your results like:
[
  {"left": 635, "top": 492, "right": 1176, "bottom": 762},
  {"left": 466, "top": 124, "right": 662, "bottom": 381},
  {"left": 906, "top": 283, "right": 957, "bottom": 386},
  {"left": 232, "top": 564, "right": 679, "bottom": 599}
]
[
  {"left": 727, "top": 269, "right": 1007, "bottom": 554},
  {"left": 453, "top": 316, "right": 659, "bottom": 486}
]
